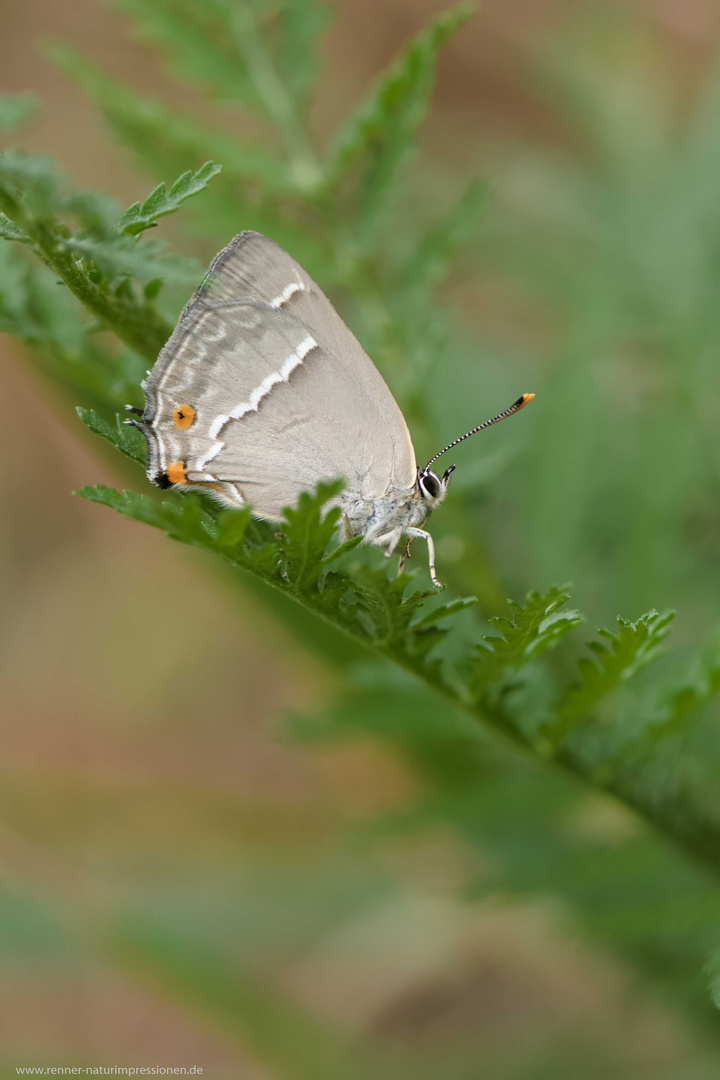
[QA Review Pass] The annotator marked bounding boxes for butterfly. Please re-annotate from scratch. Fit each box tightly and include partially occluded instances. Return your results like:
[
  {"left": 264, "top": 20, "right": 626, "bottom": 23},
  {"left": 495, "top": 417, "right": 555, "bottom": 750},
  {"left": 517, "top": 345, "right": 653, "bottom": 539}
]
[{"left": 127, "top": 232, "right": 533, "bottom": 587}]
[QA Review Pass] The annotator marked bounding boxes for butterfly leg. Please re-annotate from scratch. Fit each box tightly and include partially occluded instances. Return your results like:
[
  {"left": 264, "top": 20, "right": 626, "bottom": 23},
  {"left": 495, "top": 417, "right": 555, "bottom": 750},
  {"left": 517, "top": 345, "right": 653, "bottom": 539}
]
[
  {"left": 340, "top": 512, "right": 355, "bottom": 542},
  {"left": 375, "top": 527, "right": 404, "bottom": 561},
  {"left": 397, "top": 539, "right": 413, "bottom": 577},
  {"left": 403, "top": 527, "right": 443, "bottom": 588}
]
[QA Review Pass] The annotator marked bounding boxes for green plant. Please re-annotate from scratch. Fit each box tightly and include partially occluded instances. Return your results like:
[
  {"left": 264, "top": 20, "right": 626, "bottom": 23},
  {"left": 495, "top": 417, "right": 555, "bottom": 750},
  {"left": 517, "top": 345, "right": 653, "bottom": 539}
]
[{"left": 3, "top": 1, "right": 720, "bottom": 1072}]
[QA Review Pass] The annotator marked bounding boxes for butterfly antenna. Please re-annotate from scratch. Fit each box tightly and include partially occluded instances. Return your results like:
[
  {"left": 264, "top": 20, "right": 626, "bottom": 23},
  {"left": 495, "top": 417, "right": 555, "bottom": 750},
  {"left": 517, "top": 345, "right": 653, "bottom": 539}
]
[{"left": 424, "top": 393, "right": 535, "bottom": 470}]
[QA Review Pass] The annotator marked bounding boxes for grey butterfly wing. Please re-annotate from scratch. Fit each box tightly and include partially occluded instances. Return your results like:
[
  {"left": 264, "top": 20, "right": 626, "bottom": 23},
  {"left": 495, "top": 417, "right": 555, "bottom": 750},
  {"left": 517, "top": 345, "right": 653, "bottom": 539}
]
[
  {"left": 140, "top": 234, "right": 416, "bottom": 518},
  {"left": 191, "top": 232, "right": 382, "bottom": 363},
  {"left": 185, "top": 301, "right": 410, "bottom": 518},
  {"left": 190, "top": 232, "right": 416, "bottom": 472}
]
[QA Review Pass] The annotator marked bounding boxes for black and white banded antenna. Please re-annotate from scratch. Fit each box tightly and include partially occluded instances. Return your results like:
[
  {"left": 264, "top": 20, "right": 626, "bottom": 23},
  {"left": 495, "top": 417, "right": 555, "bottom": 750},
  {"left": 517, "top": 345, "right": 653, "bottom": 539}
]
[{"left": 424, "top": 393, "right": 535, "bottom": 471}]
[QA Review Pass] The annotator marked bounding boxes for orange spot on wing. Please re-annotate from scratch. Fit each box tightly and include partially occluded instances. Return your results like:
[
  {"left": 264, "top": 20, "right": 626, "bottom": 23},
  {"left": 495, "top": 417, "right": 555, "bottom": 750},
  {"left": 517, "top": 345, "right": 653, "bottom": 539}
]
[
  {"left": 166, "top": 461, "right": 188, "bottom": 485},
  {"left": 173, "top": 403, "right": 196, "bottom": 429}
]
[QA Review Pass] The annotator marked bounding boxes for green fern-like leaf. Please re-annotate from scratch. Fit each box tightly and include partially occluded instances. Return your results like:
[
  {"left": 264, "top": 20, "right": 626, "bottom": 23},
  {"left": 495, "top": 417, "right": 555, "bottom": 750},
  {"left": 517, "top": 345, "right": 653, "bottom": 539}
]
[
  {"left": 279, "top": 480, "right": 344, "bottom": 595},
  {"left": 547, "top": 609, "right": 675, "bottom": 745},
  {"left": 407, "top": 595, "right": 478, "bottom": 677},
  {"left": 76, "top": 406, "right": 147, "bottom": 465},
  {"left": 470, "top": 586, "right": 583, "bottom": 697},
  {"left": 0, "top": 148, "right": 64, "bottom": 214},
  {"left": 108, "top": 0, "right": 325, "bottom": 194},
  {"left": 63, "top": 234, "right": 202, "bottom": 284},
  {"left": 77, "top": 482, "right": 223, "bottom": 549},
  {"left": 329, "top": 3, "right": 474, "bottom": 224},
  {"left": 630, "top": 636, "right": 720, "bottom": 751},
  {"left": 74, "top": 465, "right": 468, "bottom": 692},
  {"left": 110, "top": 0, "right": 259, "bottom": 104},
  {"left": 116, "top": 162, "right": 222, "bottom": 236},
  {"left": 0, "top": 151, "right": 174, "bottom": 358},
  {"left": 275, "top": 0, "right": 332, "bottom": 105},
  {"left": 659, "top": 645, "right": 720, "bottom": 734},
  {"left": 49, "top": 45, "right": 291, "bottom": 196},
  {"left": 0, "top": 213, "right": 30, "bottom": 243}
]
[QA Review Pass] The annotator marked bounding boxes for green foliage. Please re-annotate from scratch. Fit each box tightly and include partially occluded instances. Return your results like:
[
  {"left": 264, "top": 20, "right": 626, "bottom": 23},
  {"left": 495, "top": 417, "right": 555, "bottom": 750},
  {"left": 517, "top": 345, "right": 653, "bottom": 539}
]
[
  {"left": 72, "top": 450, "right": 477, "bottom": 689},
  {"left": 0, "top": 145, "right": 224, "bottom": 358},
  {"left": 5, "top": 0, "right": 720, "bottom": 1066},
  {"left": 72, "top": 401, "right": 720, "bottom": 887},
  {"left": 0, "top": 92, "right": 39, "bottom": 131},
  {"left": 76, "top": 406, "right": 147, "bottom": 465},
  {"left": 115, "top": 161, "right": 222, "bottom": 236},
  {"left": 470, "top": 586, "right": 583, "bottom": 698},
  {"left": 294, "top": 678, "right": 720, "bottom": 1032},
  {"left": 550, "top": 609, "right": 674, "bottom": 741},
  {"left": 280, "top": 482, "right": 344, "bottom": 594},
  {"left": 63, "top": 232, "right": 201, "bottom": 284},
  {"left": 48, "top": 43, "right": 293, "bottom": 197},
  {"left": 329, "top": 3, "right": 473, "bottom": 228},
  {"left": 110, "top": 0, "right": 261, "bottom": 104},
  {"left": 652, "top": 638, "right": 720, "bottom": 743},
  {"left": 274, "top": 0, "right": 332, "bottom": 105},
  {"left": 0, "top": 213, "right": 30, "bottom": 243},
  {"left": 707, "top": 947, "right": 720, "bottom": 1011},
  {"left": 0, "top": 148, "right": 66, "bottom": 214},
  {"left": 476, "top": 16, "right": 720, "bottom": 639},
  {"left": 401, "top": 178, "right": 489, "bottom": 296}
]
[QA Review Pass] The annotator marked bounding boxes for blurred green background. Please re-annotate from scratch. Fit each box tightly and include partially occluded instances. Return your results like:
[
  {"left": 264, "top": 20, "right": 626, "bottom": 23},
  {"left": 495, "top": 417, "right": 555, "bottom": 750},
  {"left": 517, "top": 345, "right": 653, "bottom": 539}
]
[{"left": 3, "top": 0, "right": 720, "bottom": 1076}]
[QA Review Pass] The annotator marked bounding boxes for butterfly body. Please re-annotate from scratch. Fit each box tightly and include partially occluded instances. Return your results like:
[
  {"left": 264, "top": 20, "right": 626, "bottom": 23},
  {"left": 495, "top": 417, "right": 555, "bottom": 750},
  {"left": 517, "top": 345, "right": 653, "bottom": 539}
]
[
  {"left": 339, "top": 471, "right": 451, "bottom": 583},
  {"left": 342, "top": 484, "right": 429, "bottom": 542}
]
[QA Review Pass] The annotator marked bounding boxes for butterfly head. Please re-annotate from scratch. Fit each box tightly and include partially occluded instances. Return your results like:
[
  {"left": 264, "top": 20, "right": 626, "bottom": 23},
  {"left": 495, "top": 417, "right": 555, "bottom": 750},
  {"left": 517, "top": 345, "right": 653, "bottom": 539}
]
[{"left": 417, "top": 464, "right": 455, "bottom": 508}]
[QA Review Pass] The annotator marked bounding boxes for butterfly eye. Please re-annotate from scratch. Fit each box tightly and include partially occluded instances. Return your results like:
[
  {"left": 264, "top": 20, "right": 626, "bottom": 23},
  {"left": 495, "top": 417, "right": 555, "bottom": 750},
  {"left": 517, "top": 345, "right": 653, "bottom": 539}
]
[{"left": 420, "top": 471, "right": 441, "bottom": 500}]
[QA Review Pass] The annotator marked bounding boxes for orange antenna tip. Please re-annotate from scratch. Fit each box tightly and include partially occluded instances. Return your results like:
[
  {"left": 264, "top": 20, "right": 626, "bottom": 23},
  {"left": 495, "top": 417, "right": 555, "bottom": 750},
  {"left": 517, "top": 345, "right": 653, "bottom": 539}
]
[{"left": 519, "top": 393, "right": 535, "bottom": 408}]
